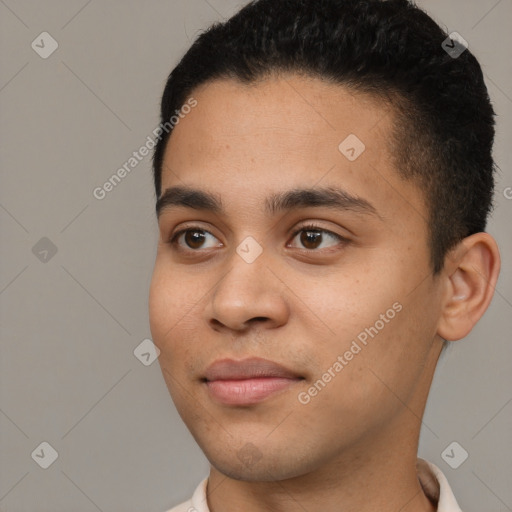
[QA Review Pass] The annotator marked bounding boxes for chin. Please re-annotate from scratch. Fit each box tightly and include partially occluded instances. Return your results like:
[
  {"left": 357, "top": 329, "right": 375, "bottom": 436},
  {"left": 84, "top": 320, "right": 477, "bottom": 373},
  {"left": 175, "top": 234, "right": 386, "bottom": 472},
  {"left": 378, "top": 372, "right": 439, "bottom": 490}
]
[
  {"left": 201, "top": 440, "right": 321, "bottom": 482},
  {"left": 210, "top": 459, "right": 306, "bottom": 482}
]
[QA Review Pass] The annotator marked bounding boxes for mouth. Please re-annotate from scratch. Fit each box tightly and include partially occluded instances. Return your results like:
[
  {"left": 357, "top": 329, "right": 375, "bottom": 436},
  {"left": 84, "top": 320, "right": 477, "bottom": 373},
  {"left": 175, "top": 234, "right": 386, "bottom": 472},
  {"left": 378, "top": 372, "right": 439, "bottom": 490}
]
[{"left": 202, "top": 357, "right": 304, "bottom": 406}]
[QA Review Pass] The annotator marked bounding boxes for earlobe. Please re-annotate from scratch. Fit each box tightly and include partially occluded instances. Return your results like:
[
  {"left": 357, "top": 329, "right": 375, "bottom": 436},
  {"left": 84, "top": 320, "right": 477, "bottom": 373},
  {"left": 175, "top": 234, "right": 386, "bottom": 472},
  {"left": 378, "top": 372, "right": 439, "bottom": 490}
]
[{"left": 437, "top": 232, "right": 500, "bottom": 342}]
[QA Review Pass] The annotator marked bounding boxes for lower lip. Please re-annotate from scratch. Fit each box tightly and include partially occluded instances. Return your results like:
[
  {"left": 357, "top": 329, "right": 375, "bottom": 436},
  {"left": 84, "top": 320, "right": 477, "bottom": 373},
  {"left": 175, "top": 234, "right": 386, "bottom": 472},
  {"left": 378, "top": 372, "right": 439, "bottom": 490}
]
[{"left": 205, "top": 377, "right": 300, "bottom": 405}]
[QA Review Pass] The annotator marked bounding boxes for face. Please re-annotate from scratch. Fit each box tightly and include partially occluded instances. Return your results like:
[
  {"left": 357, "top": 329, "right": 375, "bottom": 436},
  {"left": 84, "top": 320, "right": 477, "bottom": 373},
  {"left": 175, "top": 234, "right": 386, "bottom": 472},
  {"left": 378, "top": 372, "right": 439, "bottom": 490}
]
[{"left": 149, "top": 74, "right": 445, "bottom": 482}]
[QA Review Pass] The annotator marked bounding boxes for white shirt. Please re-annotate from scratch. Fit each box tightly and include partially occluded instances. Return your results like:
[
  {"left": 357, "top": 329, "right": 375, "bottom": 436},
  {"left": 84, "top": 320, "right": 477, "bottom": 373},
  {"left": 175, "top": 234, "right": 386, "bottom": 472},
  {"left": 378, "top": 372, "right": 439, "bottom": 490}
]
[{"left": 165, "top": 459, "right": 463, "bottom": 512}]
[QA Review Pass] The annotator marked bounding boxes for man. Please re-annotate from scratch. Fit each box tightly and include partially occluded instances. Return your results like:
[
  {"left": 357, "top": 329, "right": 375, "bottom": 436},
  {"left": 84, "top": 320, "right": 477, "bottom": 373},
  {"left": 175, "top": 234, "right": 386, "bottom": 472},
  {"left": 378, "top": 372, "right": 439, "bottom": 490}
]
[{"left": 148, "top": 0, "right": 501, "bottom": 510}]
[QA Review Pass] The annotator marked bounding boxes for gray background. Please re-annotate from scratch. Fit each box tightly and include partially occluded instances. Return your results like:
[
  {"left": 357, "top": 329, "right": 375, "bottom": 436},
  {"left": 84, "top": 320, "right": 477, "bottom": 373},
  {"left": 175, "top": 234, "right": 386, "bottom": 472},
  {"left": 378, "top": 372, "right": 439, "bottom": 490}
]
[{"left": 0, "top": 1, "right": 510, "bottom": 511}]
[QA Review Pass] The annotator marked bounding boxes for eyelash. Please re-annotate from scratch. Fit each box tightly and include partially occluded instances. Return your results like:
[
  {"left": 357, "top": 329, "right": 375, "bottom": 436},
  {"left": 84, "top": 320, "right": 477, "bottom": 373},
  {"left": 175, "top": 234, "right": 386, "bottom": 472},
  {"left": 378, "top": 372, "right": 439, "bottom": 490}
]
[{"left": 167, "top": 223, "right": 348, "bottom": 253}]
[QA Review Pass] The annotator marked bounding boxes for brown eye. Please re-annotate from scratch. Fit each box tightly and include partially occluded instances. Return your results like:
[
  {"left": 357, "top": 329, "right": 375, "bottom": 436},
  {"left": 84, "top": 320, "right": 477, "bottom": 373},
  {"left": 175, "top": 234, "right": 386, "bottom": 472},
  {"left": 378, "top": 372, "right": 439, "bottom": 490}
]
[
  {"left": 300, "top": 230, "right": 323, "bottom": 250},
  {"left": 289, "top": 224, "right": 347, "bottom": 251},
  {"left": 170, "top": 228, "right": 221, "bottom": 251},
  {"left": 184, "top": 230, "right": 207, "bottom": 249}
]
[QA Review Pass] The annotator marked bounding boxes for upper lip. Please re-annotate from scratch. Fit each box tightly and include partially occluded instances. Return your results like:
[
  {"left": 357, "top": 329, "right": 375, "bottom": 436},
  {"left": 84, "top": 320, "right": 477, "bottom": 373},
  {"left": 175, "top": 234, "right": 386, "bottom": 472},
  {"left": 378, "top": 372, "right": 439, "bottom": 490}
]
[{"left": 203, "top": 357, "right": 302, "bottom": 381}]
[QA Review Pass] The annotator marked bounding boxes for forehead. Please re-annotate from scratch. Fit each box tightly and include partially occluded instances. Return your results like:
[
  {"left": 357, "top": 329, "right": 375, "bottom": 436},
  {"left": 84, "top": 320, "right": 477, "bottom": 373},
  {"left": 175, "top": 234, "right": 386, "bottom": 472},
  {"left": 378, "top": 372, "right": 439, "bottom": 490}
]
[
  {"left": 166, "top": 74, "right": 390, "bottom": 164},
  {"left": 160, "top": 74, "right": 426, "bottom": 224}
]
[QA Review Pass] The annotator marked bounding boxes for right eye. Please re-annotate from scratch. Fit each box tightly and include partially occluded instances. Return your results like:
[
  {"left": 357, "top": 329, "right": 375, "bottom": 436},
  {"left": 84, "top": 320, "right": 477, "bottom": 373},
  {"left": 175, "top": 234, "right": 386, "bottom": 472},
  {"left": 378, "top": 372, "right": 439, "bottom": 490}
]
[{"left": 168, "top": 227, "right": 223, "bottom": 251}]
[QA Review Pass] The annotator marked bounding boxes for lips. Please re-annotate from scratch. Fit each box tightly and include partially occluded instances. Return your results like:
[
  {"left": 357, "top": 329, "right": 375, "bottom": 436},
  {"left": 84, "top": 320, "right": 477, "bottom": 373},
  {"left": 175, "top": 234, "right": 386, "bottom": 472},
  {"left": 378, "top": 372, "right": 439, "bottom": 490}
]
[
  {"left": 204, "top": 357, "right": 302, "bottom": 381},
  {"left": 203, "top": 357, "right": 303, "bottom": 406}
]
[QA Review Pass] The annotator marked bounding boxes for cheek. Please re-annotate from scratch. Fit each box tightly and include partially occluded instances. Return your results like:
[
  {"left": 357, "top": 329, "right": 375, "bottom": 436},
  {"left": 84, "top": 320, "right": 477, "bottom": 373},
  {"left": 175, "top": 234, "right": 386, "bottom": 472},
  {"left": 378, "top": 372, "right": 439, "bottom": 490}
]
[
  {"left": 148, "top": 266, "right": 172, "bottom": 346},
  {"left": 149, "top": 266, "right": 190, "bottom": 368},
  {"left": 306, "top": 268, "right": 399, "bottom": 344},
  {"left": 304, "top": 264, "right": 436, "bottom": 405},
  {"left": 327, "top": 293, "right": 437, "bottom": 413},
  {"left": 148, "top": 261, "right": 196, "bottom": 352},
  {"left": 149, "top": 271, "right": 196, "bottom": 403},
  {"left": 149, "top": 259, "right": 215, "bottom": 385}
]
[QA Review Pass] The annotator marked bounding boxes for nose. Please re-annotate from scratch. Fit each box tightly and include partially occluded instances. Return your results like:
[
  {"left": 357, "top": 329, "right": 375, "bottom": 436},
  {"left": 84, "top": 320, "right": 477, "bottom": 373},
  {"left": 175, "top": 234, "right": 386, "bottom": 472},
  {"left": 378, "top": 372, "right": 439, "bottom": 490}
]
[{"left": 205, "top": 247, "right": 290, "bottom": 334}]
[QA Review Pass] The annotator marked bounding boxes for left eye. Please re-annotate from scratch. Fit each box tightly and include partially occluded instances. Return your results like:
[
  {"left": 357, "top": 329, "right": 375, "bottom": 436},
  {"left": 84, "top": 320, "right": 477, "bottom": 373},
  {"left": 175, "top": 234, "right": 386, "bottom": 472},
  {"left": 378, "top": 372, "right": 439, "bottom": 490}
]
[{"left": 288, "top": 225, "right": 345, "bottom": 251}]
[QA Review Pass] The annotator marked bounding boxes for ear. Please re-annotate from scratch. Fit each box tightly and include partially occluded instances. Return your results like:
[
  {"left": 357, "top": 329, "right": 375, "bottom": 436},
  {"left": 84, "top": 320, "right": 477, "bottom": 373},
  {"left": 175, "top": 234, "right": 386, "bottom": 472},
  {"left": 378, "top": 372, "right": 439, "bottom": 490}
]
[{"left": 437, "top": 232, "right": 500, "bottom": 341}]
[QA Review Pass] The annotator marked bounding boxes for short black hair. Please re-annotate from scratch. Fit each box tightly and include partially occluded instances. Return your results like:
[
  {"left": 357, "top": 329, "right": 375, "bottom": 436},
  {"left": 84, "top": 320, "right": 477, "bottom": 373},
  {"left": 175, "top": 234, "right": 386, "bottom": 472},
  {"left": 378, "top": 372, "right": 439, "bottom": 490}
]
[{"left": 153, "top": 0, "right": 496, "bottom": 274}]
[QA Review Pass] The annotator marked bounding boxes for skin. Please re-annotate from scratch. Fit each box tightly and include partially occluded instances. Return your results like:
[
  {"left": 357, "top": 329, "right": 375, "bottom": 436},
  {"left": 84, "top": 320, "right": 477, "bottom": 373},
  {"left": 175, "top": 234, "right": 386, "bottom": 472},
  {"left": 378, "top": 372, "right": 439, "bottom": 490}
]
[{"left": 149, "top": 73, "right": 500, "bottom": 512}]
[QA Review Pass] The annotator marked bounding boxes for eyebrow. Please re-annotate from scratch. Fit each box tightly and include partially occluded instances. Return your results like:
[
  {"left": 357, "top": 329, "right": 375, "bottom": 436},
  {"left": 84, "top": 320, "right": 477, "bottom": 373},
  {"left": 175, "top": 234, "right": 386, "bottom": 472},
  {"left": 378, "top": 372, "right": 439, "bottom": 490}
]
[{"left": 156, "top": 185, "right": 380, "bottom": 219}]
